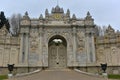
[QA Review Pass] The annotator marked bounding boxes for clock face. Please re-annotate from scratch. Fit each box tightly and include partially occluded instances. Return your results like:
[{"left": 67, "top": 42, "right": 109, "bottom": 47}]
[{"left": 53, "top": 14, "right": 61, "bottom": 19}]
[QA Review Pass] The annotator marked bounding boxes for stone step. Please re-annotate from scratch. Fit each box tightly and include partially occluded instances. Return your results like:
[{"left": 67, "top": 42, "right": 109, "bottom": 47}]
[
  {"left": 45, "top": 68, "right": 71, "bottom": 71},
  {"left": 7, "top": 69, "right": 107, "bottom": 80}
]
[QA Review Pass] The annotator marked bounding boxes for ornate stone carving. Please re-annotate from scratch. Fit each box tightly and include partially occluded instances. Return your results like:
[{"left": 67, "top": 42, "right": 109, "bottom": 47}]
[
  {"left": 0, "top": 6, "right": 120, "bottom": 71},
  {"left": 29, "top": 53, "right": 39, "bottom": 66},
  {"left": 105, "top": 25, "right": 115, "bottom": 36},
  {"left": 29, "top": 29, "right": 39, "bottom": 52},
  {"left": 76, "top": 31, "right": 86, "bottom": 63},
  {"left": 0, "top": 26, "right": 8, "bottom": 36},
  {"left": 111, "top": 47, "right": 117, "bottom": 54},
  {"left": 96, "top": 47, "right": 106, "bottom": 63},
  {"left": 77, "top": 31, "right": 85, "bottom": 51}
]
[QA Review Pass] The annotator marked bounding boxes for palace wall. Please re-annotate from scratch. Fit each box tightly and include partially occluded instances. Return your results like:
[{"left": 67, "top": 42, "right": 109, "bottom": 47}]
[
  {"left": 0, "top": 26, "right": 20, "bottom": 67},
  {"left": 0, "top": 6, "right": 120, "bottom": 74},
  {"left": 95, "top": 26, "right": 120, "bottom": 66}
]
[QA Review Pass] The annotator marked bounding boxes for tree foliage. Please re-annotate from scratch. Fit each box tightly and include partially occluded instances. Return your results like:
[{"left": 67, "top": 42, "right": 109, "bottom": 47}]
[
  {"left": 95, "top": 25, "right": 107, "bottom": 36},
  {"left": 9, "top": 13, "right": 22, "bottom": 36}
]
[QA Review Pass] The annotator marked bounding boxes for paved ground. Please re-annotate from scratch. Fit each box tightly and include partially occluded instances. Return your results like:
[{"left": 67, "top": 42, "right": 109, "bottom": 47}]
[{"left": 8, "top": 69, "right": 108, "bottom": 80}]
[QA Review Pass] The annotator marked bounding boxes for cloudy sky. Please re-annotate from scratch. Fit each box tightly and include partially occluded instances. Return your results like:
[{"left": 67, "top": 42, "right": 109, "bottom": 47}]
[{"left": 0, "top": 0, "right": 120, "bottom": 30}]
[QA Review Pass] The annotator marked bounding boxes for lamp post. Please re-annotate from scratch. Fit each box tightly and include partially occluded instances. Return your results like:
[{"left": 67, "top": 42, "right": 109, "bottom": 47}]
[
  {"left": 7, "top": 64, "right": 14, "bottom": 78},
  {"left": 53, "top": 39, "right": 62, "bottom": 65}
]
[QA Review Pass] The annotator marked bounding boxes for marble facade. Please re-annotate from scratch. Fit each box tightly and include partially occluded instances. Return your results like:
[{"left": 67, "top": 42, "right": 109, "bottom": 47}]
[{"left": 0, "top": 5, "right": 120, "bottom": 74}]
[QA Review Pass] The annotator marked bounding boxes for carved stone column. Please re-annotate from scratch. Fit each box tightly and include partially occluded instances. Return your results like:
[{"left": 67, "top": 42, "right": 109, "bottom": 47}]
[
  {"left": 19, "top": 33, "right": 24, "bottom": 64},
  {"left": 91, "top": 33, "right": 96, "bottom": 62},
  {"left": 85, "top": 32, "right": 96, "bottom": 64},
  {"left": 42, "top": 28, "right": 48, "bottom": 67},
  {"left": 38, "top": 27, "right": 43, "bottom": 66},
  {"left": 19, "top": 32, "right": 29, "bottom": 66},
  {"left": 85, "top": 33, "right": 91, "bottom": 63},
  {"left": 25, "top": 33, "right": 29, "bottom": 65},
  {"left": 72, "top": 27, "right": 77, "bottom": 66}
]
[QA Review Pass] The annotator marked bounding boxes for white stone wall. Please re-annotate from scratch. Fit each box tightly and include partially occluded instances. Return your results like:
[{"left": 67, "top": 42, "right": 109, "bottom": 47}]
[
  {"left": 0, "top": 26, "right": 20, "bottom": 67},
  {"left": 96, "top": 46, "right": 120, "bottom": 66}
]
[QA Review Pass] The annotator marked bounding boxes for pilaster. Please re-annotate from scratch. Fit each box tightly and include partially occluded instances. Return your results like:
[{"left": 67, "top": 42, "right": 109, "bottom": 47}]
[
  {"left": 38, "top": 27, "right": 43, "bottom": 66},
  {"left": 72, "top": 26, "right": 77, "bottom": 66},
  {"left": 91, "top": 33, "right": 96, "bottom": 62},
  {"left": 25, "top": 33, "right": 29, "bottom": 65},
  {"left": 85, "top": 32, "right": 96, "bottom": 64},
  {"left": 19, "top": 33, "right": 24, "bottom": 64},
  {"left": 42, "top": 28, "right": 48, "bottom": 67}
]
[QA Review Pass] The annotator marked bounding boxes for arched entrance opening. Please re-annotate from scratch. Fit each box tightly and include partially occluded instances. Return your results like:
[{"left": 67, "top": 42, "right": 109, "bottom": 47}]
[{"left": 48, "top": 35, "right": 67, "bottom": 69}]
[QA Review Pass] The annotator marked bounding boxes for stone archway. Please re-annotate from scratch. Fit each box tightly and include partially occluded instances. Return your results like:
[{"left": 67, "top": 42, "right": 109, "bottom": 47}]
[{"left": 48, "top": 35, "right": 67, "bottom": 69}]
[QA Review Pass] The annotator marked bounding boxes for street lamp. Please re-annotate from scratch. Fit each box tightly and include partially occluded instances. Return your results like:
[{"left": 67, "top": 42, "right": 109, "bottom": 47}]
[{"left": 53, "top": 39, "right": 62, "bottom": 65}]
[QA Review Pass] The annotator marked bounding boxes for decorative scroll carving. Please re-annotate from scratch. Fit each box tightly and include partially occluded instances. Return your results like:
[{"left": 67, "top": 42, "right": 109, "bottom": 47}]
[
  {"left": 97, "top": 47, "right": 106, "bottom": 63},
  {"left": 0, "top": 26, "right": 7, "bottom": 36},
  {"left": 29, "top": 29, "right": 39, "bottom": 52},
  {"left": 111, "top": 47, "right": 117, "bottom": 54},
  {"left": 77, "top": 31, "right": 85, "bottom": 53}
]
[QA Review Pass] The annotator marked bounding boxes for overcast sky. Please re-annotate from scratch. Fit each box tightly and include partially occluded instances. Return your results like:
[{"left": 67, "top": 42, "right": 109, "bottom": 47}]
[{"left": 0, "top": 0, "right": 120, "bottom": 30}]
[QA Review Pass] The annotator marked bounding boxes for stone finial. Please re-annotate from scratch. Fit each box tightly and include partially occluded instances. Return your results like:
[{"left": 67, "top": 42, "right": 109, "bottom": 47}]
[
  {"left": 67, "top": 9, "right": 70, "bottom": 14},
  {"left": 66, "top": 9, "right": 70, "bottom": 17},
  {"left": 39, "top": 14, "right": 43, "bottom": 19},
  {"left": 45, "top": 9, "right": 49, "bottom": 18},
  {"left": 85, "top": 11, "right": 92, "bottom": 20},
  {"left": 87, "top": 11, "right": 90, "bottom": 16},
  {"left": 52, "top": 5, "right": 64, "bottom": 13},
  {"left": 108, "top": 24, "right": 112, "bottom": 29},
  {"left": 72, "top": 14, "right": 76, "bottom": 20},
  {"left": 106, "top": 25, "right": 115, "bottom": 34},
  {"left": 22, "top": 11, "right": 30, "bottom": 20},
  {"left": 60, "top": 8, "right": 64, "bottom": 13},
  {"left": 45, "top": 9, "right": 49, "bottom": 15},
  {"left": 55, "top": 5, "right": 60, "bottom": 11},
  {"left": 51, "top": 7, "right": 55, "bottom": 13},
  {"left": 25, "top": 11, "right": 28, "bottom": 16},
  {"left": 108, "top": 25, "right": 114, "bottom": 31}
]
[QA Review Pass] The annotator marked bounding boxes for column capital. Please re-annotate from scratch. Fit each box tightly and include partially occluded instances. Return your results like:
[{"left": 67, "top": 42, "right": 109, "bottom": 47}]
[{"left": 72, "top": 27, "right": 77, "bottom": 35}]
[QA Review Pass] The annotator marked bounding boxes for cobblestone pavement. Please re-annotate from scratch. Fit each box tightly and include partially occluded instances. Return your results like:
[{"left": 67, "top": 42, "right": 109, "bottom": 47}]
[{"left": 8, "top": 69, "right": 108, "bottom": 80}]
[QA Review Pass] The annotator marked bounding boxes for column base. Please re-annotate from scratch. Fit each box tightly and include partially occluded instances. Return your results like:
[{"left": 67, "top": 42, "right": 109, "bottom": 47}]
[{"left": 8, "top": 73, "right": 13, "bottom": 78}]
